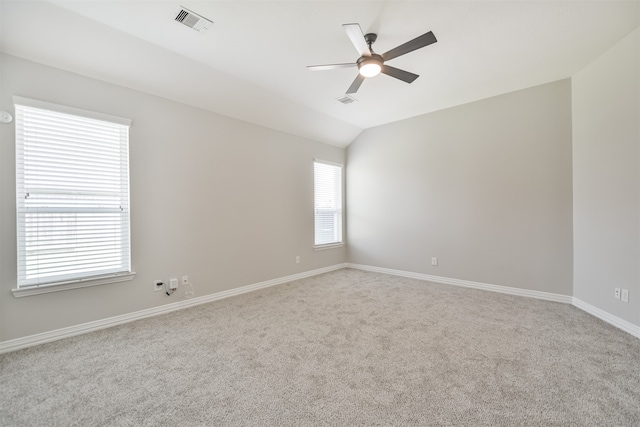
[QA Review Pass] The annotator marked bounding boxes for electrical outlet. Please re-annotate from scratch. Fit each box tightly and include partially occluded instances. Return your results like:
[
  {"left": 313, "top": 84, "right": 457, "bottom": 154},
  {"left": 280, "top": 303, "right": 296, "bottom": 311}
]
[
  {"left": 621, "top": 289, "right": 629, "bottom": 303},
  {"left": 169, "top": 278, "right": 179, "bottom": 290},
  {"left": 296, "top": 256, "right": 300, "bottom": 264},
  {"left": 182, "top": 275, "right": 189, "bottom": 285},
  {"left": 154, "top": 280, "right": 163, "bottom": 292},
  {"left": 431, "top": 257, "right": 438, "bottom": 266},
  {"left": 614, "top": 288, "right": 621, "bottom": 299}
]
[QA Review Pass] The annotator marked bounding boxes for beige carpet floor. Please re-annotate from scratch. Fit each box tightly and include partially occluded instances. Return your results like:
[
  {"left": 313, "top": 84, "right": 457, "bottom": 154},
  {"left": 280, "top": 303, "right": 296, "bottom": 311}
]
[{"left": 1, "top": 268, "right": 639, "bottom": 426}]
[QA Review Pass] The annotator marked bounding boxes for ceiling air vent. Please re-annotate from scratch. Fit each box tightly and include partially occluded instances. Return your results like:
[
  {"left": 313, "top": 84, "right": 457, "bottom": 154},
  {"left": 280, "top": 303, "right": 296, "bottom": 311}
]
[
  {"left": 337, "top": 95, "right": 357, "bottom": 105},
  {"left": 173, "top": 6, "right": 212, "bottom": 32}
]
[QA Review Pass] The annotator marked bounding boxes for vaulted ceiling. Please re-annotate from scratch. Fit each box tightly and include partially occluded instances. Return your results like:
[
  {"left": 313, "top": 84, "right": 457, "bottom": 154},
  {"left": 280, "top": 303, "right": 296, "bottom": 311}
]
[{"left": 1, "top": 1, "right": 638, "bottom": 147}]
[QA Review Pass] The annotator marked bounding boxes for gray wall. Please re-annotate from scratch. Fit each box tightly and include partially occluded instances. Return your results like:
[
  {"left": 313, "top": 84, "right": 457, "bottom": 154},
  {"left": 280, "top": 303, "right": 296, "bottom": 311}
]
[
  {"left": 0, "top": 54, "right": 345, "bottom": 342},
  {"left": 346, "top": 80, "right": 574, "bottom": 295},
  {"left": 572, "top": 28, "right": 640, "bottom": 326}
]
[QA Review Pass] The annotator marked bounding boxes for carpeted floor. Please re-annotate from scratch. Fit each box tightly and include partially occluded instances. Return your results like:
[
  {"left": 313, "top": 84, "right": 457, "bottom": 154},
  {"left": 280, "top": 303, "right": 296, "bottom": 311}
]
[{"left": 1, "top": 268, "right": 639, "bottom": 426}]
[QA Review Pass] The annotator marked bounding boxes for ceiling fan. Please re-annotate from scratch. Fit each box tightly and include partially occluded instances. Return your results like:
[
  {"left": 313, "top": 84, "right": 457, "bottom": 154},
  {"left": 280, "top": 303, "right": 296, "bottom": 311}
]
[{"left": 307, "top": 23, "right": 437, "bottom": 94}]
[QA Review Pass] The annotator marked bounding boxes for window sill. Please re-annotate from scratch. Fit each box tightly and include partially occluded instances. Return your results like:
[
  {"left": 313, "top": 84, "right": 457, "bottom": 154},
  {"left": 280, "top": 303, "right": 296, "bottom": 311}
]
[
  {"left": 314, "top": 243, "right": 344, "bottom": 251},
  {"left": 11, "top": 272, "right": 136, "bottom": 298}
]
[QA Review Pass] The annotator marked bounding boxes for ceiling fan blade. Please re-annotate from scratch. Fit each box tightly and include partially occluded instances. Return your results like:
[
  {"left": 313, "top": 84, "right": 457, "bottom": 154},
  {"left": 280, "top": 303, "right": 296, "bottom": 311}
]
[
  {"left": 346, "top": 74, "right": 366, "bottom": 94},
  {"left": 307, "top": 63, "right": 357, "bottom": 71},
  {"left": 381, "top": 31, "right": 437, "bottom": 62},
  {"left": 343, "top": 23, "right": 371, "bottom": 57},
  {"left": 381, "top": 65, "right": 419, "bottom": 84}
]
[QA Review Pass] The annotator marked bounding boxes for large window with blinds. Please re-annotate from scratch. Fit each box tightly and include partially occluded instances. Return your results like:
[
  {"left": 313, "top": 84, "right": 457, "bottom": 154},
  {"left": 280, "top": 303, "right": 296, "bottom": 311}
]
[
  {"left": 314, "top": 160, "right": 343, "bottom": 247},
  {"left": 14, "top": 96, "right": 132, "bottom": 290}
]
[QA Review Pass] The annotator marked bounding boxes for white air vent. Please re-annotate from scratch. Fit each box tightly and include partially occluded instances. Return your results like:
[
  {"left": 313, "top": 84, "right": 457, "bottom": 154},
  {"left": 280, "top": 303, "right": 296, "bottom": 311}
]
[
  {"left": 337, "top": 95, "right": 357, "bottom": 105},
  {"left": 173, "top": 6, "right": 212, "bottom": 32}
]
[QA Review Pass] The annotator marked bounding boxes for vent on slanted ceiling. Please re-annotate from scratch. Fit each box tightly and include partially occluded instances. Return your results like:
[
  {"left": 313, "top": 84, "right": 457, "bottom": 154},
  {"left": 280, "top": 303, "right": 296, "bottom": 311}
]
[
  {"left": 336, "top": 95, "right": 357, "bottom": 105},
  {"left": 173, "top": 6, "right": 212, "bottom": 32}
]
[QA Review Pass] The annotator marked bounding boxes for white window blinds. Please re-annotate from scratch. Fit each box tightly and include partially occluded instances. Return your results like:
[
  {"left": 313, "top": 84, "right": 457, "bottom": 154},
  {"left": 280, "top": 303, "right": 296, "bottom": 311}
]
[
  {"left": 15, "top": 97, "right": 132, "bottom": 288},
  {"left": 314, "top": 160, "right": 343, "bottom": 246}
]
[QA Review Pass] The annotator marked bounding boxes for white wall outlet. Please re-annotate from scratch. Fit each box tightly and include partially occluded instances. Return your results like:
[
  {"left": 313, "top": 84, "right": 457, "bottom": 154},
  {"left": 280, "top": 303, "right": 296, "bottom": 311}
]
[
  {"left": 621, "top": 289, "right": 629, "bottom": 303},
  {"left": 431, "top": 257, "right": 438, "bottom": 266},
  {"left": 614, "top": 288, "right": 621, "bottom": 299},
  {"left": 169, "top": 278, "right": 179, "bottom": 290},
  {"left": 182, "top": 275, "right": 189, "bottom": 285},
  {"left": 154, "top": 280, "right": 163, "bottom": 292},
  {"left": 296, "top": 256, "right": 300, "bottom": 264}
]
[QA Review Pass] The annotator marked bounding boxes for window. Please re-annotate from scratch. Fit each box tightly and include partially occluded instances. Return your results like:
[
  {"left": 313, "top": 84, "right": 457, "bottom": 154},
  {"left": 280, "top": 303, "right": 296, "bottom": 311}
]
[
  {"left": 14, "top": 96, "right": 133, "bottom": 292},
  {"left": 314, "top": 160, "right": 343, "bottom": 247}
]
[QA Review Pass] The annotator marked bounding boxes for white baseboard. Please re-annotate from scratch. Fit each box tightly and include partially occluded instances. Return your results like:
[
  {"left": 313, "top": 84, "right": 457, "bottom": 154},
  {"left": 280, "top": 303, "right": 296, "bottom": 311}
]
[
  {"left": 346, "top": 263, "right": 573, "bottom": 303},
  {"left": 3, "top": 262, "right": 637, "bottom": 354},
  {"left": 572, "top": 298, "right": 640, "bottom": 339},
  {"left": 0, "top": 263, "right": 347, "bottom": 354}
]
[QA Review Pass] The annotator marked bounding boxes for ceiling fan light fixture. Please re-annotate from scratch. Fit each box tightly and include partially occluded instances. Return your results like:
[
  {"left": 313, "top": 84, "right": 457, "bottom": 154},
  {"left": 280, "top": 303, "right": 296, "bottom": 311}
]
[{"left": 359, "top": 59, "right": 382, "bottom": 77}]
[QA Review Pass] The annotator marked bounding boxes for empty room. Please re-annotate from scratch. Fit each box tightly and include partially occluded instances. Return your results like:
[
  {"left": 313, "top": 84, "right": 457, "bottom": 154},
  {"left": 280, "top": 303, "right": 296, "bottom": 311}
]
[{"left": 1, "top": 0, "right": 639, "bottom": 425}]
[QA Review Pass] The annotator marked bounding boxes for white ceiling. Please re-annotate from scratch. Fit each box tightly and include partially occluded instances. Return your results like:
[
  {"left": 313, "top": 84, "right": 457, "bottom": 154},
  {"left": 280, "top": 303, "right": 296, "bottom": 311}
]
[{"left": 1, "top": 1, "right": 638, "bottom": 147}]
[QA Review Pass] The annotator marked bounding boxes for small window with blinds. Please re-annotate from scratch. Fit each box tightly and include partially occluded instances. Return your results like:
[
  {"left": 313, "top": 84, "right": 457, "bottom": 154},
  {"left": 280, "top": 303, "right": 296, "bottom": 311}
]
[
  {"left": 14, "top": 96, "right": 132, "bottom": 290},
  {"left": 314, "top": 160, "right": 343, "bottom": 248}
]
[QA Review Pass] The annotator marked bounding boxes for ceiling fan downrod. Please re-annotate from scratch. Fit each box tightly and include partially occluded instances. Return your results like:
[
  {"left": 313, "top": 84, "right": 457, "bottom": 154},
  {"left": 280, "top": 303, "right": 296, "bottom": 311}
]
[{"left": 364, "top": 33, "right": 378, "bottom": 52}]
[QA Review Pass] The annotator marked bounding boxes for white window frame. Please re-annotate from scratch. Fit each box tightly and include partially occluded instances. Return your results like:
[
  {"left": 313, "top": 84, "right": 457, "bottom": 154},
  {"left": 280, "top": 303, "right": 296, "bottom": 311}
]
[
  {"left": 12, "top": 96, "right": 135, "bottom": 297},
  {"left": 314, "top": 159, "right": 344, "bottom": 249}
]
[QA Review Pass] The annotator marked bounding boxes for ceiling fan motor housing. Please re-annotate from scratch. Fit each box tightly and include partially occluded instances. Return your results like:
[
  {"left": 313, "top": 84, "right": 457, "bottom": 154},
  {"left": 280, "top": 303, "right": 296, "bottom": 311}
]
[{"left": 357, "top": 53, "right": 383, "bottom": 66}]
